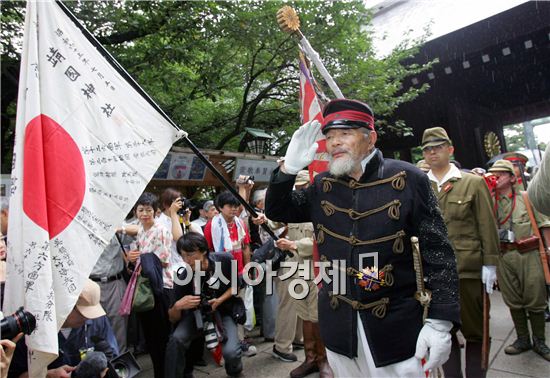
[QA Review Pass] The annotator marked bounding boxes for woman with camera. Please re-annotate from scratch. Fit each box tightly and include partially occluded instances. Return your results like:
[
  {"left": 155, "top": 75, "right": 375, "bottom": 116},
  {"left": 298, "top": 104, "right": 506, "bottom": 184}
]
[{"left": 158, "top": 188, "right": 202, "bottom": 275}]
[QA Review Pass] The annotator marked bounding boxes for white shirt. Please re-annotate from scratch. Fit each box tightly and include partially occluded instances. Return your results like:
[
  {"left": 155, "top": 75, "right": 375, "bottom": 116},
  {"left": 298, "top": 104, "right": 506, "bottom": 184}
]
[
  {"left": 157, "top": 213, "right": 185, "bottom": 270},
  {"left": 191, "top": 217, "right": 207, "bottom": 229},
  {"left": 428, "top": 163, "right": 462, "bottom": 192}
]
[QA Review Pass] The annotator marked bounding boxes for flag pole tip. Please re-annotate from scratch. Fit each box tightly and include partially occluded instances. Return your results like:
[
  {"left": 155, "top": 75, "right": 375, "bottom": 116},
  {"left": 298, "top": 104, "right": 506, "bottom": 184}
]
[{"left": 277, "top": 6, "right": 300, "bottom": 34}]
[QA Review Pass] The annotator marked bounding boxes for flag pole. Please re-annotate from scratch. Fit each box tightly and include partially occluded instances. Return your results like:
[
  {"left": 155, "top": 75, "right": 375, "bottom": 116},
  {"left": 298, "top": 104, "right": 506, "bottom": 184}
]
[
  {"left": 54, "top": 0, "right": 278, "bottom": 240},
  {"left": 276, "top": 6, "right": 345, "bottom": 99}
]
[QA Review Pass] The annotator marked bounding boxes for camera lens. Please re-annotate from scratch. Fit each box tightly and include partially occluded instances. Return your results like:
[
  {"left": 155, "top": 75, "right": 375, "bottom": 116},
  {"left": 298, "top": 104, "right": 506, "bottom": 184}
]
[
  {"left": 0, "top": 307, "right": 37, "bottom": 340},
  {"left": 204, "top": 321, "right": 219, "bottom": 350},
  {"left": 113, "top": 361, "right": 129, "bottom": 378}
]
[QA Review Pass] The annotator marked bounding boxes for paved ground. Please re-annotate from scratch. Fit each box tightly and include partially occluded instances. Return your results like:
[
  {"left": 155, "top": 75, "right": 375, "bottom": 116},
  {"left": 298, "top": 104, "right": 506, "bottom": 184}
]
[{"left": 135, "top": 291, "right": 550, "bottom": 377}]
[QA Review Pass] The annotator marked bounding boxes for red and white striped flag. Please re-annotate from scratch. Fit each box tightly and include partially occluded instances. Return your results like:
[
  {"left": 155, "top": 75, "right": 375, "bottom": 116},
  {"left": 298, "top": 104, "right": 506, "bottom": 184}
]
[
  {"left": 298, "top": 53, "right": 329, "bottom": 279},
  {"left": 4, "top": 1, "right": 182, "bottom": 374},
  {"left": 298, "top": 53, "right": 329, "bottom": 180}
]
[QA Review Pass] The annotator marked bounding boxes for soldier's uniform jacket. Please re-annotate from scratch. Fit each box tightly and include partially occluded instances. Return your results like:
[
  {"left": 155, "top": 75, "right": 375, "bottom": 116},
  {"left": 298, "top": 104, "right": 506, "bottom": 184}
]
[
  {"left": 266, "top": 149, "right": 460, "bottom": 367},
  {"left": 430, "top": 171, "right": 499, "bottom": 278},
  {"left": 285, "top": 222, "right": 315, "bottom": 280},
  {"left": 495, "top": 191, "right": 550, "bottom": 246}
]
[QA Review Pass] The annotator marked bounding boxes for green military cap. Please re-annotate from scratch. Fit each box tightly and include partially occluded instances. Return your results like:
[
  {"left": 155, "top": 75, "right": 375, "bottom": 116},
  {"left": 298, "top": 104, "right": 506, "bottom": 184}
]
[
  {"left": 421, "top": 127, "right": 452, "bottom": 149},
  {"left": 488, "top": 159, "right": 515, "bottom": 174}
]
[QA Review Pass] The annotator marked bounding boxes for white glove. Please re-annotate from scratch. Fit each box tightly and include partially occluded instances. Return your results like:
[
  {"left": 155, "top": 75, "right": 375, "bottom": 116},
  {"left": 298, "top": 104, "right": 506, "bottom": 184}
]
[
  {"left": 415, "top": 318, "right": 452, "bottom": 372},
  {"left": 283, "top": 120, "right": 321, "bottom": 175},
  {"left": 482, "top": 265, "right": 497, "bottom": 294}
]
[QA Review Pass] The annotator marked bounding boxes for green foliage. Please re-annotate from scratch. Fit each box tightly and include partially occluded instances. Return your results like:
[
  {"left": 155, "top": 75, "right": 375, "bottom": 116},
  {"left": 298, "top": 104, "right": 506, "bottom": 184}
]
[
  {"left": 503, "top": 123, "right": 526, "bottom": 152},
  {"left": 1, "top": 0, "right": 432, "bottom": 173}
]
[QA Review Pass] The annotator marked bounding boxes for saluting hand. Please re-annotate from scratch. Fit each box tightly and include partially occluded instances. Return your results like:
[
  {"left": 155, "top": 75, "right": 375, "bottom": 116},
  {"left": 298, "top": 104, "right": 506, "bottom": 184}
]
[{"left": 283, "top": 120, "right": 321, "bottom": 175}]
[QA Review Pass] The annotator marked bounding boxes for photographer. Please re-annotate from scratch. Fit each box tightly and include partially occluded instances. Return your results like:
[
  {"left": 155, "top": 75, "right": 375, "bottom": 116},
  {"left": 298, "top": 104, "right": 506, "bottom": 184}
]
[
  {"left": 165, "top": 232, "right": 243, "bottom": 378},
  {"left": 8, "top": 280, "right": 113, "bottom": 378},
  {"left": 158, "top": 188, "right": 201, "bottom": 273}
]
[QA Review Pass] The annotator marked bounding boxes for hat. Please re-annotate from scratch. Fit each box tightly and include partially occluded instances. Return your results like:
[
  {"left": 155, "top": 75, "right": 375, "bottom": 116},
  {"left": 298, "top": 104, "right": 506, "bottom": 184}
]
[
  {"left": 202, "top": 200, "right": 214, "bottom": 211},
  {"left": 488, "top": 159, "right": 515, "bottom": 175},
  {"left": 421, "top": 127, "right": 452, "bottom": 149},
  {"left": 295, "top": 170, "right": 310, "bottom": 186},
  {"left": 502, "top": 152, "right": 528, "bottom": 166},
  {"left": 73, "top": 351, "right": 108, "bottom": 377},
  {"left": 321, "top": 99, "right": 374, "bottom": 134},
  {"left": 77, "top": 279, "right": 106, "bottom": 319}
]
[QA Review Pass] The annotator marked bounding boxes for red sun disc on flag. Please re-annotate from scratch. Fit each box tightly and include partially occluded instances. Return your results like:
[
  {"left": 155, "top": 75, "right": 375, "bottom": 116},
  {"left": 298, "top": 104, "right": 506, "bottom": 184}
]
[{"left": 23, "top": 114, "right": 86, "bottom": 239}]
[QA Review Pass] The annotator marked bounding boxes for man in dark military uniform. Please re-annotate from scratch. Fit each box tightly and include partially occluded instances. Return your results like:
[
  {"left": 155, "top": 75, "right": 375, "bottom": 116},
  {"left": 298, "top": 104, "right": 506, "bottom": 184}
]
[
  {"left": 422, "top": 127, "right": 500, "bottom": 378},
  {"left": 489, "top": 159, "right": 550, "bottom": 361},
  {"left": 265, "top": 99, "right": 460, "bottom": 376}
]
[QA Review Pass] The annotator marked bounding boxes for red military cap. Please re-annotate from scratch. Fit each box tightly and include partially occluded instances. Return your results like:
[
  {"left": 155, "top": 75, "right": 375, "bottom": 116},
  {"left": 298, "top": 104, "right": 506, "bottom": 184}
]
[{"left": 321, "top": 99, "right": 375, "bottom": 134}]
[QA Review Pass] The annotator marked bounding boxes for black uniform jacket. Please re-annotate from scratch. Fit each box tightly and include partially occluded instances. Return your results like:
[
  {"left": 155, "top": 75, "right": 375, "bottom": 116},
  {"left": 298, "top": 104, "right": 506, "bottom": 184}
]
[{"left": 265, "top": 149, "right": 460, "bottom": 367}]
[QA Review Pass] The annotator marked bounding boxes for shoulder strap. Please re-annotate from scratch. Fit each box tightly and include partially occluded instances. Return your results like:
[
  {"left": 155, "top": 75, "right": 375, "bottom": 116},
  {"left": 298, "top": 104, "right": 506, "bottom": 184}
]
[{"left": 521, "top": 191, "right": 541, "bottom": 239}]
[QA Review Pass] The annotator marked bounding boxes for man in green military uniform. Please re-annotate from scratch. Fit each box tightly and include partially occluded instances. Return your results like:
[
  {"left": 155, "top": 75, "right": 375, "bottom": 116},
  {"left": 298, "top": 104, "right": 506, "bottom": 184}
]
[
  {"left": 489, "top": 159, "right": 550, "bottom": 361},
  {"left": 422, "top": 127, "right": 500, "bottom": 377}
]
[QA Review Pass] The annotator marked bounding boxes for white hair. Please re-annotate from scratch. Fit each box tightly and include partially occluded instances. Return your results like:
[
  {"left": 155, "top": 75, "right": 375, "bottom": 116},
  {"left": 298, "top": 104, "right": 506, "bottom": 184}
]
[
  {"left": 251, "top": 189, "right": 267, "bottom": 205},
  {"left": 328, "top": 155, "right": 359, "bottom": 177}
]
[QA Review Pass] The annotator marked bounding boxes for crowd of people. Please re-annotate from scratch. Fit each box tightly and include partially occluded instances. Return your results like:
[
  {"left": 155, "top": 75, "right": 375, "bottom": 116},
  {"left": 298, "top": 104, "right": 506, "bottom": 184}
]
[{"left": 1, "top": 98, "right": 550, "bottom": 378}]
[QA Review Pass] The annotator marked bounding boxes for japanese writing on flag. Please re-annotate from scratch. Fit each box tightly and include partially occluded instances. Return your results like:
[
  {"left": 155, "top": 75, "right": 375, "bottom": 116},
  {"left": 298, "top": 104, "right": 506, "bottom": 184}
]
[
  {"left": 4, "top": 1, "right": 183, "bottom": 374},
  {"left": 299, "top": 53, "right": 328, "bottom": 179}
]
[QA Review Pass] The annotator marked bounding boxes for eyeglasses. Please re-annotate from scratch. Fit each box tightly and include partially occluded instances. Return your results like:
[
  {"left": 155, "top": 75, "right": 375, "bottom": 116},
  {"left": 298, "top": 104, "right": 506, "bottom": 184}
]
[{"left": 422, "top": 144, "right": 446, "bottom": 153}]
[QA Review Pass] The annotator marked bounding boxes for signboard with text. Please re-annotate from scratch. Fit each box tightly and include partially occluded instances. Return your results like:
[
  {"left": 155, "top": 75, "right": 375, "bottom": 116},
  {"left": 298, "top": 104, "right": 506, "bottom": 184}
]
[{"left": 233, "top": 158, "right": 278, "bottom": 182}]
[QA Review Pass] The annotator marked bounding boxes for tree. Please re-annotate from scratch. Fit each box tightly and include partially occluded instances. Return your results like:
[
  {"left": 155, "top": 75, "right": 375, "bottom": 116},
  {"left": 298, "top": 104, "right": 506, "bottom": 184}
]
[
  {"left": 503, "top": 123, "right": 526, "bottom": 152},
  {"left": 1, "top": 0, "right": 432, "bottom": 173}
]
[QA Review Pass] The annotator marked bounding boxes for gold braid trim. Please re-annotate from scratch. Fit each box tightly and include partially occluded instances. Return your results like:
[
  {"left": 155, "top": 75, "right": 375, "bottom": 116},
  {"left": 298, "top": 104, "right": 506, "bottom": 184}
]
[
  {"left": 316, "top": 225, "right": 406, "bottom": 253},
  {"left": 328, "top": 292, "right": 389, "bottom": 318},
  {"left": 321, "top": 171, "right": 407, "bottom": 192},
  {"left": 381, "top": 265, "right": 394, "bottom": 286},
  {"left": 411, "top": 236, "right": 431, "bottom": 322},
  {"left": 320, "top": 199, "right": 401, "bottom": 220}
]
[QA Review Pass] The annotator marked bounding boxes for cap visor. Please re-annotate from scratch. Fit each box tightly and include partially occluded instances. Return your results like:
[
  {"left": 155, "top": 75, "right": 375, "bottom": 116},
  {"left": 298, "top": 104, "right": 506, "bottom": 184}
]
[
  {"left": 77, "top": 305, "right": 106, "bottom": 319},
  {"left": 422, "top": 141, "right": 449, "bottom": 149},
  {"left": 322, "top": 124, "right": 362, "bottom": 135}
]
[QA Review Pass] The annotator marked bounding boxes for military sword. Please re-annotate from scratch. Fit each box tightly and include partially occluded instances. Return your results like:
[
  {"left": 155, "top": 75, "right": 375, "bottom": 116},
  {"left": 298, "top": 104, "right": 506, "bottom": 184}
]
[{"left": 411, "top": 236, "right": 431, "bottom": 321}]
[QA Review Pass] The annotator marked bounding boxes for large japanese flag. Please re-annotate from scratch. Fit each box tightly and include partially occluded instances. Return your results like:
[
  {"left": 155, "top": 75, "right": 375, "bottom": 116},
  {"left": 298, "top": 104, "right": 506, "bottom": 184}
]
[
  {"left": 298, "top": 53, "right": 328, "bottom": 179},
  {"left": 4, "top": 1, "right": 183, "bottom": 374}
]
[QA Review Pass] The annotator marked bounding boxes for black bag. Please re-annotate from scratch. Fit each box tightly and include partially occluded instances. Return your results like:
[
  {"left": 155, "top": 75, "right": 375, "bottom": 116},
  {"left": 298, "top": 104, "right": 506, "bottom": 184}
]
[{"left": 229, "top": 296, "right": 246, "bottom": 325}]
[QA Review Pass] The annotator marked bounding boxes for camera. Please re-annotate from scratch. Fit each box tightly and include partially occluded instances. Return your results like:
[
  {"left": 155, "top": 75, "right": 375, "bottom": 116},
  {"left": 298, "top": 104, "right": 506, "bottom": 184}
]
[
  {"left": 204, "top": 321, "right": 219, "bottom": 350},
  {"left": 192, "top": 294, "right": 213, "bottom": 329},
  {"left": 1, "top": 307, "right": 36, "bottom": 340},
  {"left": 236, "top": 175, "right": 254, "bottom": 185},
  {"left": 106, "top": 351, "right": 142, "bottom": 378},
  {"left": 177, "top": 197, "right": 193, "bottom": 217},
  {"left": 192, "top": 294, "right": 219, "bottom": 350},
  {"left": 251, "top": 237, "right": 290, "bottom": 271},
  {"left": 498, "top": 228, "right": 515, "bottom": 243}
]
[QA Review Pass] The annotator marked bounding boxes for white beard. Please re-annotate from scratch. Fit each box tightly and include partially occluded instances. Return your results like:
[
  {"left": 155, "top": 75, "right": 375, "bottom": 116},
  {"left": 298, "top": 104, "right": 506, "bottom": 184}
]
[{"left": 328, "top": 154, "right": 359, "bottom": 177}]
